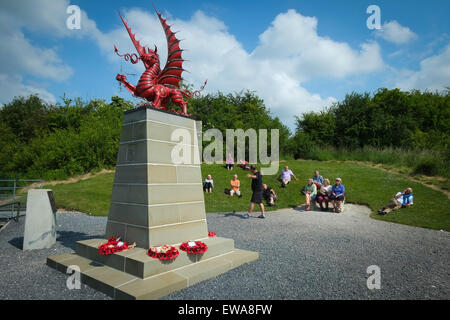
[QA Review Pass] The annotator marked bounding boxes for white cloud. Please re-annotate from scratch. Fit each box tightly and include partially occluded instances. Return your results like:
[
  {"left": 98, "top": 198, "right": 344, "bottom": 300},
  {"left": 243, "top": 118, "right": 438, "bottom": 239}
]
[
  {"left": 0, "top": 74, "right": 56, "bottom": 105},
  {"left": 0, "top": 0, "right": 100, "bottom": 103},
  {"left": 395, "top": 44, "right": 450, "bottom": 91},
  {"left": 375, "top": 20, "right": 418, "bottom": 45},
  {"left": 102, "top": 9, "right": 384, "bottom": 127}
]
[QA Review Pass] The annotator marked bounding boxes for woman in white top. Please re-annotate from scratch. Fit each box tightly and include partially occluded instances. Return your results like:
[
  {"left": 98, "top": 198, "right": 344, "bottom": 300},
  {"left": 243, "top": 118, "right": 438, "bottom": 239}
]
[
  {"left": 203, "top": 174, "right": 214, "bottom": 193},
  {"left": 316, "top": 178, "right": 332, "bottom": 211}
]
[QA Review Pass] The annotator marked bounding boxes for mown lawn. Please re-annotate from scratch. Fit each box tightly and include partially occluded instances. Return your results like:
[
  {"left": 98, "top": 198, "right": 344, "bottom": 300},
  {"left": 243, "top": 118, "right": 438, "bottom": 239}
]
[{"left": 47, "top": 160, "right": 450, "bottom": 231}]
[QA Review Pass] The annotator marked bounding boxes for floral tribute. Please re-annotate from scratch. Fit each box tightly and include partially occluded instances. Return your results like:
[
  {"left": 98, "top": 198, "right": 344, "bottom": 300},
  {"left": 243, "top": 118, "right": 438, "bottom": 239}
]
[
  {"left": 98, "top": 237, "right": 135, "bottom": 255},
  {"left": 179, "top": 241, "right": 208, "bottom": 254},
  {"left": 147, "top": 245, "right": 179, "bottom": 260},
  {"left": 208, "top": 231, "right": 217, "bottom": 237}
]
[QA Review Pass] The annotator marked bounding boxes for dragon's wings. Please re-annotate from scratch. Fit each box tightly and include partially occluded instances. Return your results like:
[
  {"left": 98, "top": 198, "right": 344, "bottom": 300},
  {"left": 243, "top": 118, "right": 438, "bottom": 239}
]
[
  {"left": 118, "top": 11, "right": 149, "bottom": 68},
  {"left": 155, "top": 10, "right": 185, "bottom": 88}
]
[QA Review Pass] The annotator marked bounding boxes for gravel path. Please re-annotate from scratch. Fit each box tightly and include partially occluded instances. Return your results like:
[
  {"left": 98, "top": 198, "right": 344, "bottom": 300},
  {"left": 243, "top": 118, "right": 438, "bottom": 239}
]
[{"left": 0, "top": 205, "right": 449, "bottom": 300}]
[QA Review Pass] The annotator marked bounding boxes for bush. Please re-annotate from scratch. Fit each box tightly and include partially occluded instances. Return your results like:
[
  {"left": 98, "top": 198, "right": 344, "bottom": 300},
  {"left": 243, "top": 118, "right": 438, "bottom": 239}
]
[
  {"left": 413, "top": 159, "right": 440, "bottom": 176},
  {"left": 0, "top": 95, "right": 132, "bottom": 180}
]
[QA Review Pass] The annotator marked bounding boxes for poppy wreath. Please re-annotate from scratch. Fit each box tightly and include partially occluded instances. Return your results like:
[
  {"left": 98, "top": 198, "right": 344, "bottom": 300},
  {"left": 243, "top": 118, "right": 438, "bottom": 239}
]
[
  {"left": 147, "top": 245, "right": 179, "bottom": 260},
  {"left": 97, "top": 237, "right": 135, "bottom": 255},
  {"left": 179, "top": 241, "right": 208, "bottom": 254},
  {"left": 208, "top": 231, "right": 217, "bottom": 237}
]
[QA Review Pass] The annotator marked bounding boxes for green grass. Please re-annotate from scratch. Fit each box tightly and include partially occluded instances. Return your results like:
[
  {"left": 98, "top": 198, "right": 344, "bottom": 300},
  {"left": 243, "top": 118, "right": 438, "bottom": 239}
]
[
  {"left": 46, "top": 160, "right": 450, "bottom": 231},
  {"left": 305, "top": 146, "right": 450, "bottom": 190},
  {"left": 46, "top": 172, "right": 114, "bottom": 215}
]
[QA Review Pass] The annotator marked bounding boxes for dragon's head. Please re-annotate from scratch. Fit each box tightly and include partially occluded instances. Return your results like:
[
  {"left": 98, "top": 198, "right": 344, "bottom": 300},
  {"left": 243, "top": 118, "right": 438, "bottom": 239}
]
[
  {"left": 140, "top": 46, "right": 160, "bottom": 67},
  {"left": 115, "top": 12, "right": 162, "bottom": 69}
]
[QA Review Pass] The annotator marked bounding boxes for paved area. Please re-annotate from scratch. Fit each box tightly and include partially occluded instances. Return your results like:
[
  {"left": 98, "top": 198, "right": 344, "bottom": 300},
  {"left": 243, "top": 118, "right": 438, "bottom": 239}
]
[{"left": 0, "top": 205, "right": 449, "bottom": 300}]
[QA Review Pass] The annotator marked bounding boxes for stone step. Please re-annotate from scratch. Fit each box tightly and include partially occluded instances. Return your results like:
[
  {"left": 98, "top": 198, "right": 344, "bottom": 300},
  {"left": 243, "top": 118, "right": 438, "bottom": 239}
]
[
  {"left": 75, "top": 236, "right": 235, "bottom": 278},
  {"left": 47, "top": 248, "right": 258, "bottom": 300}
]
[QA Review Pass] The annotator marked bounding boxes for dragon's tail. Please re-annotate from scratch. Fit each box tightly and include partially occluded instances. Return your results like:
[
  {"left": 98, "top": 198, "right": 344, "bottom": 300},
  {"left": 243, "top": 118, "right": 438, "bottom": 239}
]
[{"left": 181, "top": 80, "right": 208, "bottom": 99}]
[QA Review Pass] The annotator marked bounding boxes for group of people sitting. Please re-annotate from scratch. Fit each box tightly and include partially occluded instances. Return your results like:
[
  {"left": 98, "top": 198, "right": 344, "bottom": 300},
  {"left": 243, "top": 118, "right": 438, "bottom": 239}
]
[
  {"left": 279, "top": 166, "right": 345, "bottom": 213},
  {"left": 204, "top": 161, "right": 414, "bottom": 217}
]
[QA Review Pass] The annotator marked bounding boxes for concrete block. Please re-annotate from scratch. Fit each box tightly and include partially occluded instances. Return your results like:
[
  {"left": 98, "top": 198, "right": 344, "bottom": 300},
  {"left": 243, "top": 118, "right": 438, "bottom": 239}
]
[
  {"left": 125, "top": 224, "right": 149, "bottom": 248},
  {"left": 124, "top": 250, "right": 166, "bottom": 278},
  {"left": 178, "top": 202, "right": 206, "bottom": 223},
  {"left": 108, "top": 201, "right": 149, "bottom": 226},
  {"left": 23, "top": 189, "right": 57, "bottom": 250},
  {"left": 176, "top": 166, "right": 202, "bottom": 183},
  {"left": 148, "top": 184, "right": 203, "bottom": 205},
  {"left": 147, "top": 165, "right": 177, "bottom": 183},
  {"left": 115, "top": 271, "right": 187, "bottom": 300},
  {"left": 175, "top": 256, "right": 232, "bottom": 287},
  {"left": 146, "top": 108, "right": 195, "bottom": 129},
  {"left": 123, "top": 108, "right": 146, "bottom": 124},
  {"left": 82, "top": 266, "right": 136, "bottom": 297},
  {"left": 147, "top": 121, "right": 196, "bottom": 145},
  {"left": 105, "top": 221, "right": 126, "bottom": 241},
  {"left": 117, "top": 140, "right": 147, "bottom": 164},
  {"left": 197, "top": 237, "right": 235, "bottom": 262},
  {"left": 223, "top": 249, "right": 259, "bottom": 268},
  {"left": 149, "top": 220, "right": 208, "bottom": 247},
  {"left": 114, "top": 165, "right": 148, "bottom": 184}
]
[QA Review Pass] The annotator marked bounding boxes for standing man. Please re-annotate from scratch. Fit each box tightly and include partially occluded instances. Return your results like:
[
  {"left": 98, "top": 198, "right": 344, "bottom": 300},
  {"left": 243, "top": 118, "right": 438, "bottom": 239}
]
[
  {"left": 279, "top": 165, "right": 298, "bottom": 188},
  {"left": 243, "top": 165, "right": 265, "bottom": 219}
]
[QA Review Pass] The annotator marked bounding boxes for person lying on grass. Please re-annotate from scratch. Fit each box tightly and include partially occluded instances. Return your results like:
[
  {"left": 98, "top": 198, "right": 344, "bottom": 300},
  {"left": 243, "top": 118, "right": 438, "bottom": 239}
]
[
  {"left": 304, "top": 178, "right": 317, "bottom": 211},
  {"left": 203, "top": 174, "right": 214, "bottom": 193},
  {"left": 263, "top": 184, "right": 277, "bottom": 207},
  {"left": 238, "top": 159, "right": 250, "bottom": 170},
  {"left": 229, "top": 174, "right": 242, "bottom": 197},
  {"left": 378, "top": 188, "right": 414, "bottom": 215},
  {"left": 279, "top": 165, "right": 298, "bottom": 188},
  {"left": 331, "top": 178, "right": 345, "bottom": 213}
]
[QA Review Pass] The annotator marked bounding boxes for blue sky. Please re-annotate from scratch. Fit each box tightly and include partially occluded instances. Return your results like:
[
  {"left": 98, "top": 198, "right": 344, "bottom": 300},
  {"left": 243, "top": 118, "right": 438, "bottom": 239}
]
[{"left": 1, "top": 0, "right": 449, "bottom": 128}]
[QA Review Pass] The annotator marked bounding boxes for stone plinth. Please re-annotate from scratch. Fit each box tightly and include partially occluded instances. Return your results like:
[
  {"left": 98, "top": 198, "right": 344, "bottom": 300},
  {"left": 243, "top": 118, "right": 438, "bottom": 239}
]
[
  {"left": 105, "top": 106, "right": 207, "bottom": 248},
  {"left": 23, "top": 189, "right": 57, "bottom": 250},
  {"left": 47, "top": 106, "right": 258, "bottom": 299}
]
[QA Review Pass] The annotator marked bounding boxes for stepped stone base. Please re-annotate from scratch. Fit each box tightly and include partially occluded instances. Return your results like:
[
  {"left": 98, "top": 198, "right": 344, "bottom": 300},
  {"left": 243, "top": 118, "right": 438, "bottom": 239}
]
[
  {"left": 47, "top": 106, "right": 258, "bottom": 299},
  {"left": 47, "top": 236, "right": 258, "bottom": 299}
]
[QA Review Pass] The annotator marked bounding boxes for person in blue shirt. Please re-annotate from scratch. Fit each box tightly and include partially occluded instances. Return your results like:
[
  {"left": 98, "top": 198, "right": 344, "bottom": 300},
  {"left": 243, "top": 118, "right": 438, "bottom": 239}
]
[
  {"left": 330, "top": 178, "right": 345, "bottom": 213},
  {"left": 312, "top": 170, "right": 324, "bottom": 186},
  {"left": 378, "top": 188, "right": 414, "bottom": 215}
]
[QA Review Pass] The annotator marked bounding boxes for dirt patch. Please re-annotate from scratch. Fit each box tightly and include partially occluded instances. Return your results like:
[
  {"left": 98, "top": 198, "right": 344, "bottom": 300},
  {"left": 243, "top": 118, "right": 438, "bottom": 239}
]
[
  {"left": 348, "top": 161, "right": 450, "bottom": 199},
  {"left": 18, "top": 169, "right": 114, "bottom": 194}
]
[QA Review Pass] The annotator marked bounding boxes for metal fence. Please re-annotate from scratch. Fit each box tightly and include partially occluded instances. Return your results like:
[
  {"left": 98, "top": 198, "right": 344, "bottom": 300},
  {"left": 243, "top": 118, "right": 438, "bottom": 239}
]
[{"left": 0, "top": 179, "right": 45, "bottom": 221}]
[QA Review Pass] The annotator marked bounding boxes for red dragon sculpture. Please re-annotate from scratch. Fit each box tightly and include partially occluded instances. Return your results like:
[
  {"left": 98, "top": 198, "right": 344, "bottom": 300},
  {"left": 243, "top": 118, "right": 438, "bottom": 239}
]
[{"left": 114, "top": 7, "right": 206, "bottom": 115}]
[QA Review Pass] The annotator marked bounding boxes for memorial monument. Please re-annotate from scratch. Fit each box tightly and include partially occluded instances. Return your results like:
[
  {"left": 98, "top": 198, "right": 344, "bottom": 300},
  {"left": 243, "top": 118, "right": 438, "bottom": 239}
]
[
  {"left": 23, "top": 189, "right": 57, "bottom": 250},
  {"left": 47, "top": 7, "right": 258, "bottom": 300}
]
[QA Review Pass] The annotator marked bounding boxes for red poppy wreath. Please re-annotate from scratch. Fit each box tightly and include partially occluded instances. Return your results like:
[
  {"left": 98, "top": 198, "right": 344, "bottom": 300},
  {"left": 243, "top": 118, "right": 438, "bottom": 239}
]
[
  {"left": 179, "top": 240, "right": 208, "bottom": 254},
  {"left": 208, "top": 231, "right": 217, "bottom": 237},
  {"left": 98, "top": 237, "right": 136, "bottom": 255},
  {"left": 147, "top": 245, "right": 179, "bottom": 260}
]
